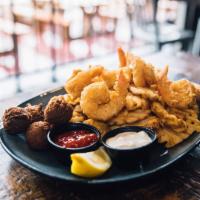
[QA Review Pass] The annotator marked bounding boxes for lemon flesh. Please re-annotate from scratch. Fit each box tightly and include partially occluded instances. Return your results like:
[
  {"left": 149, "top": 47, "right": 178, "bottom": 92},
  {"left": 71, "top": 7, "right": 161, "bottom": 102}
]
[{"left": 71, "top": 147, "right": 112, "bottom": 178}]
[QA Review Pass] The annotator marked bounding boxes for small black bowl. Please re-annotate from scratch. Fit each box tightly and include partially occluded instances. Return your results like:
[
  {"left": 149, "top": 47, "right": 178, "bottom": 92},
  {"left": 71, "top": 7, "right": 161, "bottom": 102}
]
[
  {"left": 102, "top": 126, "right": 157, "bottom": 169},
  {"left": 47, "top": 123, "right": 101, "bottom": 163}
]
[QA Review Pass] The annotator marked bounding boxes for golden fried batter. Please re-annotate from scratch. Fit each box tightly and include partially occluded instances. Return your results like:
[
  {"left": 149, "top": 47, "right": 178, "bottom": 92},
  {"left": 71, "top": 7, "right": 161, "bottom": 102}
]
[
  {"left": 125, "top": 93, "right": 149, "bottom": 111},
  {"left": 157, "top": 128, "right": 189, "bottom": 148},
  {"left": 63, "top": 48, "right": 200, "bottom": 148},
  {"left": 130, "top": 86, "right": 161, "bottom": 101},
  {"left": 151, "top": 102, "right": 186, "bottom": 129},
  {"left": 117, "top": 47, "right": 126, "bottom": 67},
  {"left": 64, "top": 94, "right": 80, "bottom": 106},
  {"left": 109, "top": 109, "right": 150, "bottom": 125},
  {"left": 80, "top": 71, "right": 128, "bottom": 121},
  {"left": 84, "top": 119, "right": 109, "bottom": 135},
  {"left": 131, "top": 56, "right": 146, "bottom": 87},
  {"left": 65, "top": 66, "right": 104, "bottom": 99},
  {"left": 157, "top": 66, "right": 196, "bottom": 108},
  {"left": 131, "top": 116, "right": 160, "bottom": 129}
]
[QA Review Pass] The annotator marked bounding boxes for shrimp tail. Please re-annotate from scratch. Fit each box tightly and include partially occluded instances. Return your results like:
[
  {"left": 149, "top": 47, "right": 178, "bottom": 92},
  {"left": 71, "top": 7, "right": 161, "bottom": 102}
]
[
  {"left": 158, "top": 65, "right": 169, "bottom": 81},
  {"left": 114, "top": 70, "right": 129, "bottom": 95},
  {"left": 118, "top": 47, "right": 126, "bottom": 67}
]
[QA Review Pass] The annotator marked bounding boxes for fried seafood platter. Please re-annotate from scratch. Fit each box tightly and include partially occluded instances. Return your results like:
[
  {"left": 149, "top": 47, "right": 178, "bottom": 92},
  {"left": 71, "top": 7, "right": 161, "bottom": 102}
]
[
  {"left": 1, "top": 48, "right": 200, "bottom": 183},
  {"left": 65, "top": 48, "right": 200, "bottom": 148}
]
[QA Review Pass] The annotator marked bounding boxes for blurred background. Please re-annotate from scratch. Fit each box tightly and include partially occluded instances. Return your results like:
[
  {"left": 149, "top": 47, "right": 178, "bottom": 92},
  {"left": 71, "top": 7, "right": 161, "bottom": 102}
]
[{"left": 0, "top": 0, "right": 200, "bottom": 101}]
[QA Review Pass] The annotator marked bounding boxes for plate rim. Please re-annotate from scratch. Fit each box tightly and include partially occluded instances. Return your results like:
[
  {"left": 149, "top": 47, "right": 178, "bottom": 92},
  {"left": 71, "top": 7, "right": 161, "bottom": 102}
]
[{"left": 1, "top": 131, "right": 200, "bottom": 185}]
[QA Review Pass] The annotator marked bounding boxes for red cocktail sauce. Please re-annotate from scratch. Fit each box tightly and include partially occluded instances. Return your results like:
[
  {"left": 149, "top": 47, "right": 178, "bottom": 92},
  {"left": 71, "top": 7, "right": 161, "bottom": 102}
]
[{"left": 55, "top": 130, "right": 98, "bottom": 148}]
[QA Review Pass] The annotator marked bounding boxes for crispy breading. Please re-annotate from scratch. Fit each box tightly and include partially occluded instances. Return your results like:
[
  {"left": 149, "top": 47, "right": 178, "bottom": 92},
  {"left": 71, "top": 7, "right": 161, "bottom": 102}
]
[
  {"left": 157, "top": 66, "right": 196, "bottom": 108},
  {"left": 151, "top": 102, "right": 187, "bottom": 129},
  {"left": 131, "top": 116, "right": 160, "bottom": 129},
  {"left": 80, "top": 71, "right": 129, "bottom": 121},
  {"left": 63, "top": 48, "right": 200, "bottom": 148},
  {"left": 64, "top": 94, "right": 80, "bottom": 106},
  {"left": 131, "top": 56, "right": 146, "bottom": 87},
  {"left": 143, "top": 63, "right": 158, "bottom": 86},
  {"left": 157, "top": 128, "right": 189, "bottom": 148},
  {"left": 125, "top": 93, "right": 149, "bottom": 111},
  {"left": 130, "top": 86, "right": 161, "bottom": 101},
  {"left": 84, "top": 119, "right": 109, "bottom": 136},
  {"left": 117, "top": 47, "right": 126, "bottom": 67},
  {"left": 109, "top": 109, "right": 151, "bottom": 125},
  {"left": 65, "top": 66, "right": 104, "bottom": 99}
]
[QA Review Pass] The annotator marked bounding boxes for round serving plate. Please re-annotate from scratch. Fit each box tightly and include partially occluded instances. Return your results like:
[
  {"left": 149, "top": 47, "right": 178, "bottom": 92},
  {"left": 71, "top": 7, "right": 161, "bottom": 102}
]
[{"left": 1, "top": 87, "right": 200, "bottom": 185}]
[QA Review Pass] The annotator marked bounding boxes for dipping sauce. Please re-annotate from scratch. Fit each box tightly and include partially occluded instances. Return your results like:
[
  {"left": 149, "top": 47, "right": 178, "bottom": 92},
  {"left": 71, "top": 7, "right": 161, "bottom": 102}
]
[
  {"left": 106, "top": 131, "right": 152, "bottom": 149},
  {"left": 55, "top": 130, "right": 98, "bottom": 148}
]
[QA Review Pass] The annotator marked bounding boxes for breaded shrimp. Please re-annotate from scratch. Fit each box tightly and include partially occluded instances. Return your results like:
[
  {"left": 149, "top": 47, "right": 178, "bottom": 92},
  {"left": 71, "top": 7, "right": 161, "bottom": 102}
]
[
  {"left": 80, "top": 71, "right": 129, "bottom": 121},
  {"left": 117, "top": 47, "right": 126, "bottom": 67},
  {"left": 131, "top": 56, "right": 147, "bottom": 87},
  {"left": 121, "top": 66, "right": 132, "bottom": 83},
  {"left": 126, "top": 50, "right": 159, "bottom": 86},
  {"left": 125, "top": 93, "right": 148, "bottom": 111},
  {"left": 157, "top": 66, "right": 195, "bottom": 108},
  {"left": 91, "top": 70, "right": 117, "bottom": 89},
  {"left": 143, "top": 63, "right": 158, "bottom": 86},
  {"left": 191, "top": 82, "right": 200, "bottom": 101},
  {"left": 65, "top": 66, "right": 104, "bottom": 99}
]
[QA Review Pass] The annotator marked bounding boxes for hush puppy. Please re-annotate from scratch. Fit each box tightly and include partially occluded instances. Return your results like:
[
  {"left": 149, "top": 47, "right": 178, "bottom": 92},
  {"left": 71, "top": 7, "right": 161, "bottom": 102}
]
[
  {"left": 3, "top": 107, "right": 31, "bottom": 134},
  {"left": 44, "top": 96, "right": 73, "bottom": 124},
  {"left": 25, "top": 103, "right": 44, "bottom": 122},
  {"left": 26, "top": 121, "right": 50, "bottom": 150}
]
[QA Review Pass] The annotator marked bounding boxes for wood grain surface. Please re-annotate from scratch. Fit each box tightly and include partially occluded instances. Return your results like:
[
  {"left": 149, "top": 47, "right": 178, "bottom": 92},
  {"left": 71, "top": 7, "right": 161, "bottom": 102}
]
[{"left": 1, "top": 52, "right": 200, "bottom": 200}]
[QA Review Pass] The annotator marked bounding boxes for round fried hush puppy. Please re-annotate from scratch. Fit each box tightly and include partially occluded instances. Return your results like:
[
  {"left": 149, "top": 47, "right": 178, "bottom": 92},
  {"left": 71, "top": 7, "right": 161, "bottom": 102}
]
[
  {"left": 26, "top": 121, "right": 50, "bottom": 150},
  {"left": 3, "top": 107, "right": 31, "bottom": 134},
  {"left": 25, "top": 103, "right": 44, "bottom": 122},
  {"left": 44, "top": 96, "right": 73, "bottom": 124}
]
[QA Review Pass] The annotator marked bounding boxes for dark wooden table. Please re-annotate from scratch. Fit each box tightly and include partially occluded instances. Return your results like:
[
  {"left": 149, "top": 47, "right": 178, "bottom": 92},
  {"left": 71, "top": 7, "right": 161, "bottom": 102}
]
[{"left": 1, "top": 52, "right": 200, "bottom": 200}]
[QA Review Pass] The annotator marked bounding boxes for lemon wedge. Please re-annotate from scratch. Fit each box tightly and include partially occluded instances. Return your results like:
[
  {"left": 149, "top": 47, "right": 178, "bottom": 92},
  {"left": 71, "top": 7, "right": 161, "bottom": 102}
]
[{"left": 70, "top": 147, "right": 112, "bottom": 178}]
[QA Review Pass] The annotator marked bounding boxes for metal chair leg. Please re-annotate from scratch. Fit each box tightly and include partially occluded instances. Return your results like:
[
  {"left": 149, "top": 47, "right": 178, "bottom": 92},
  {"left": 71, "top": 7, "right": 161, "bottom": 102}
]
[{"left": 192, "top": 17, "right": 200, "bottom": 55}]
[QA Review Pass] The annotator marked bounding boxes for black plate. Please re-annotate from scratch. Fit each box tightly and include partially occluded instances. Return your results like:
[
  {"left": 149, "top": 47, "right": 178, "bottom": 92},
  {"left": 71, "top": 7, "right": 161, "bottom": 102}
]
[{"left": 1, "top": 87, "right": 200, "bottom": 185}]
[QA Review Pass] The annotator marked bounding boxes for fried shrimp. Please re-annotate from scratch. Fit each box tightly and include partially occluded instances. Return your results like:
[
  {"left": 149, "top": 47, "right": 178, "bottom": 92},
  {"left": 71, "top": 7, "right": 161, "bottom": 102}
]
[
  {"left": 126, "top": 54, "right": 158, "bottom": 87},
  {"left": 65, "top": 66, "right": 104, "bottom": 99},
  {"left": 157, "top": 66, "right": 195, "bottom": 108},
  {"left": 80, "top": 71, "right": 129, "bottom": 121},
  {"left": 62, "top": 48, "right": 200, "bottom": 148},
  {"left": 118, "top": 47, "right": 126, "bottom": 67},
  {"left": 122, "top": 52, "right": 146, "bottom": 86},
  {"left": 131, "top": 56, "right": 146, "bottom": 87},
  {"left": 191, "top": 82, "right": 200, "bottom": 101},
  {"left": 92, "top": 69, "right": 117, "bottom": 89},
  {"left": 143, "top": 63, "right": 158, "bottom": 86},
  {"left": 125, "top": 93, "right": 148, "bottom": 111}
]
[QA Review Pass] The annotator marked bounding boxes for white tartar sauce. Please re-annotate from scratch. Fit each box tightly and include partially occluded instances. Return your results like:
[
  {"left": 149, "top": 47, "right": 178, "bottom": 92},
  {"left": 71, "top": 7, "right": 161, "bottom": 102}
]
[{"left": 106, "top": 131, "right": 152, "bottom": 149}]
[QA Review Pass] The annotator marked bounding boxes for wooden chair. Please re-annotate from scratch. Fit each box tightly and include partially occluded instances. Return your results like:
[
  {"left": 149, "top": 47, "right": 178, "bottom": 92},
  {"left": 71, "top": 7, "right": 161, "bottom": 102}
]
[{"left": 0, "top": 2, "right": 31, "bottom": 92}]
